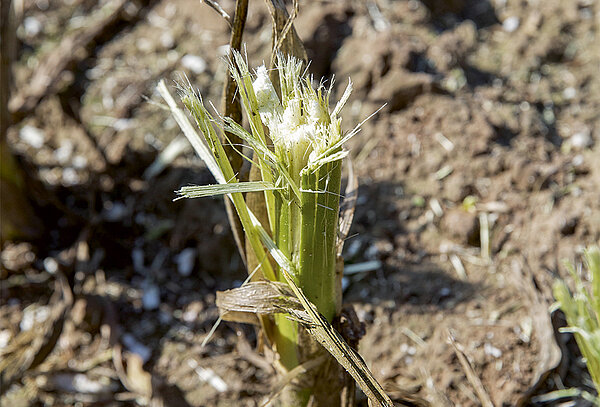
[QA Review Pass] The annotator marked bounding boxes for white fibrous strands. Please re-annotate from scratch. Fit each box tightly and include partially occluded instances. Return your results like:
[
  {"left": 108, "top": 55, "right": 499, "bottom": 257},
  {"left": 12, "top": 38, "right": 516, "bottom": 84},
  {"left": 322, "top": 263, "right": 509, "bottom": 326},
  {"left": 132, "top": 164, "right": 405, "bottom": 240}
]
[
  {"left": 253, "top": 65, "right": 281, "bottom": 129},
  {"left": 251, "top": 57, "right": 348, "bottom": 173}
]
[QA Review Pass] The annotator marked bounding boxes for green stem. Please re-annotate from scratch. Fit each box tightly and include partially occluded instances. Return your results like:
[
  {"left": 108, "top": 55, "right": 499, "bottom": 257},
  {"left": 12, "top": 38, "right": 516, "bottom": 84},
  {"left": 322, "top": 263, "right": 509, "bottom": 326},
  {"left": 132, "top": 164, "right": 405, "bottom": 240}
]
[
  {"left": 323, "top": 160, "right": 342, "bottom": 316},
  {"left": 273, "top": 159, "right": 343, "bottom": 405},
  {"left": 276, "top": 159, "right": 343, "bottom": 373},
  {"left": 297, "top": 161, "right": 341, "bottom": 322},
  {"left": 273, "top": 181, "right": 301, "bottom": 370},
  {"left": 298, "top": 169, "right": 317, "bottom": 303}
]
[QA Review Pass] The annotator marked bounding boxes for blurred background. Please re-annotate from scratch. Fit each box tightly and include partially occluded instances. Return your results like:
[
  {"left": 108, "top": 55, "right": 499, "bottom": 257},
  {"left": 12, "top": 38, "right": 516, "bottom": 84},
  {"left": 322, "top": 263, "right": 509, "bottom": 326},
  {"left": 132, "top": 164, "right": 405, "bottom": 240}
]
[{"left": 1, "top": 0, "right": 599, "bottom": 405}]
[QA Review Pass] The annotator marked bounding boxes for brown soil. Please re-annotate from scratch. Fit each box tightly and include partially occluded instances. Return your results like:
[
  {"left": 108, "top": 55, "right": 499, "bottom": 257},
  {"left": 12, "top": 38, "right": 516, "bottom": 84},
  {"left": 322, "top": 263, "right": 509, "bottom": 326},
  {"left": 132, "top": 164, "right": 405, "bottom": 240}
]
[{"left": 2, "top": 0, "right": 599, "bottom": 406}]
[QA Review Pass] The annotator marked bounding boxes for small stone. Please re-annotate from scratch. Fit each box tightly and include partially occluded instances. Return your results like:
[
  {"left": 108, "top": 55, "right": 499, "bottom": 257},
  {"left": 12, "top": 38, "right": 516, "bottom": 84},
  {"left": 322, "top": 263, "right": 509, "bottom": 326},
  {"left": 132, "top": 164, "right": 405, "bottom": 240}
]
[
  {"left": 570, "top": 130, "right": 593, "bottom": 150},
  {"left": 484, "top": 342, "right": 502, "bottom": 358},
  {"left": 43, "top": 257, "right": 58, "bottom": 274},
  {"left": 502, "top": 16, "right": 519, "bottom": 32},
  {"left": 181, "top": 55, "right": 207, "bottom": 74},
  {"left": 19, "top": 125, "right": 45, "bottom": 148},
  {"left": 572, "top": 154, "right": 584, "bottom": 167},
  {"left": 23, "top": 16, "right": 42, "bottom": 37},
  {"left": 563, "top": 87, "right": 576, "bottom": 100}
]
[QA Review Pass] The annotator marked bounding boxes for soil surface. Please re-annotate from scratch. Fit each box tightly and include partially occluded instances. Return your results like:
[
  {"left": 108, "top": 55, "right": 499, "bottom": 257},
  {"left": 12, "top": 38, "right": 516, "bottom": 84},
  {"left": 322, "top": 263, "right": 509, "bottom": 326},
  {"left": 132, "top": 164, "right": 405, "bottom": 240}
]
[{"left": 2, "top": 0, "right": 599, "bottom": 406}]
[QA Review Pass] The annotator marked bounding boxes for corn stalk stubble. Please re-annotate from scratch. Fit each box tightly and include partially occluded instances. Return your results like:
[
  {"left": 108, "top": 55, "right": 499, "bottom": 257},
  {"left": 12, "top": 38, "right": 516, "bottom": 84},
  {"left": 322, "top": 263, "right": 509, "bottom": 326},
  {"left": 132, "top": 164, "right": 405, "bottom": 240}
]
[
  {"left": 159, "top": 42, "right": 392, "bottom": 407},
  {"left": 260, "top": 4, "right": 347, "bottom": 404}
]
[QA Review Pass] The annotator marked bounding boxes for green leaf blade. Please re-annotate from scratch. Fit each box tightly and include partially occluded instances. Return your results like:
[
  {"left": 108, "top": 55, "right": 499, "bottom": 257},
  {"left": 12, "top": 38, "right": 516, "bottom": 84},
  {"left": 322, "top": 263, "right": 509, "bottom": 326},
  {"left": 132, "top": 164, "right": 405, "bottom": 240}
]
[{"left": 175, "top": 181, "right": 280, "bottom": 200}]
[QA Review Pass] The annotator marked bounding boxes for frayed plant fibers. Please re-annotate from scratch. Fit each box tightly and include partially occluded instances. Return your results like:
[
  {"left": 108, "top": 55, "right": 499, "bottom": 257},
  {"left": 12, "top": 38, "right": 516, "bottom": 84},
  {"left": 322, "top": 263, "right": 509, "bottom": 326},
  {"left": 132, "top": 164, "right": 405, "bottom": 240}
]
[
  {"left": 170, "top": 51, "right": 390, "bottom": 406},
  {"left": 180, "top": 50, "right": 349, "bottom": 336}
]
